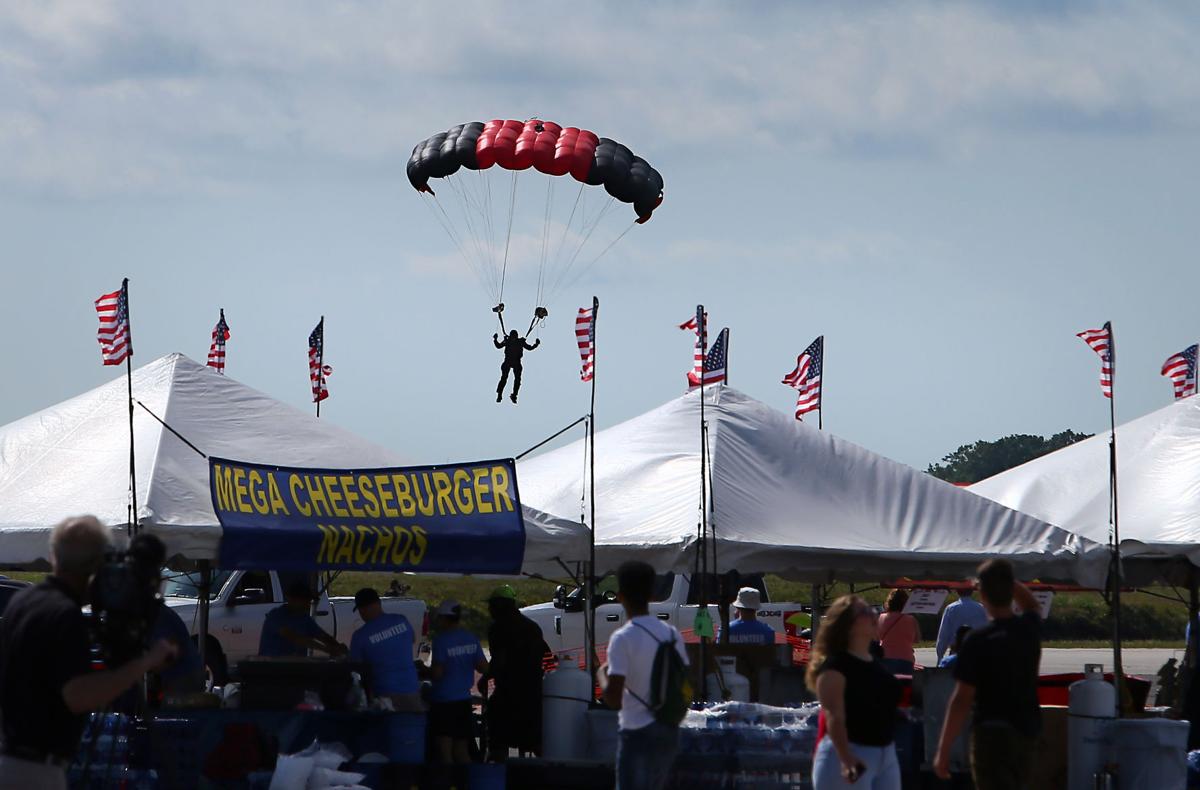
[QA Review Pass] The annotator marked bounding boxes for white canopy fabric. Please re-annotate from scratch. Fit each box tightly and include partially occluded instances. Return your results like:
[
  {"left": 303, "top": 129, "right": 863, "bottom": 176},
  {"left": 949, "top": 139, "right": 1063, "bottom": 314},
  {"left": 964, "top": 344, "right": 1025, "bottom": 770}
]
[
  {"left": 0, "top": 354, "right": 586, "bottom": 576},
  {"left": 518, "top": 386, "right": 1108, "bottom": 586},
  {"left": 970, "top": 394, "right": 1200, "bottom": 569}
]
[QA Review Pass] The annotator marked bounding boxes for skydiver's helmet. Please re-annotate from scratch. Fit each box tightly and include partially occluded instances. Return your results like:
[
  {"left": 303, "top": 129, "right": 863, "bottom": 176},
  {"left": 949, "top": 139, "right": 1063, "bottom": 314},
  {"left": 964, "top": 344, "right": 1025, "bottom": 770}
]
[{"left": 509, "top": 330, "right": 519, "bottom": 339}]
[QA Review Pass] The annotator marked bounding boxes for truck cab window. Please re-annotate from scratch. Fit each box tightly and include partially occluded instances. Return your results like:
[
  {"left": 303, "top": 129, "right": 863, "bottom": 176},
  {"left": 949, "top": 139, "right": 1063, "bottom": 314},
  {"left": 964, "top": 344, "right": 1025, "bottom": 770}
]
[
  {"left": 235, "top": 571, "right": 274, "bottom": 603},
  {"left": 275, "top": 571, "right": 317, "bottom": 600},
  {"left": 652, "top": 572, "right": 675, "bottom": 602},
  {"left": 586, "top": 572, "right": 674, "bottom": 603}
]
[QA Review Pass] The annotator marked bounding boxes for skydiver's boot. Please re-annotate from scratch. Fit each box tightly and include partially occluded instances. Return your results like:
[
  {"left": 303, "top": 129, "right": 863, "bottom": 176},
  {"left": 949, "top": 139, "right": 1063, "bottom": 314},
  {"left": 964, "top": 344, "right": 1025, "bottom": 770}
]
[
  {"left": 510, "top": 392, "right": 518, "bottom": 404},
  {"left": 496, "top": 391, "right": 503, "bottom": 403}
]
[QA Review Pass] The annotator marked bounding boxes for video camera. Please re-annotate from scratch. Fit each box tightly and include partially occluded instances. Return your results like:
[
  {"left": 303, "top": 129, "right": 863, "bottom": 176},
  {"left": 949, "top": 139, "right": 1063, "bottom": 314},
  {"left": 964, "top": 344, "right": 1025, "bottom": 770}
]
[{"left": 88, "top": 533, "right": 165, "bottom": 667}]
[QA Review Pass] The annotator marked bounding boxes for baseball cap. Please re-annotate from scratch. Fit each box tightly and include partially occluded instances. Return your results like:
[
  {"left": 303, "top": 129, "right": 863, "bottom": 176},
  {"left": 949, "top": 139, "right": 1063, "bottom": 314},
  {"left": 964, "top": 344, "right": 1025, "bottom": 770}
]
[
  {"left": 352, "top": 587, "right": 381, "bottom": 611},
  {"left": 488, "top": 584, "right": 517, "bottom": 602},
  {"left": 436, "top": 599, "right": 462, "bottom": 617},
  {"left": 734, "top": 587, "right": 762, "bottom": 610}
]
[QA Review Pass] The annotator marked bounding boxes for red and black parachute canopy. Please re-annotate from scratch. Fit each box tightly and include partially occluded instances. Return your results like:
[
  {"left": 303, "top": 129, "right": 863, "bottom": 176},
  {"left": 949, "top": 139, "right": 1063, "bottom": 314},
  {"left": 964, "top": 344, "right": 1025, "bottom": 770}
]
[{"left": 407, "top": 119, "right": 664, "bottom": 223}]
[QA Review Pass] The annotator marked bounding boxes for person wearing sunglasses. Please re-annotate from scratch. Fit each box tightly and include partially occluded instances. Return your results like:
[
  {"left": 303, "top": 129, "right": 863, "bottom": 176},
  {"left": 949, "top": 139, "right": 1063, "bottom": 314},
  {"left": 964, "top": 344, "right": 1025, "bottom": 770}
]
[{"left": 807, "top": 596, "right": 902, "bottom": 789}]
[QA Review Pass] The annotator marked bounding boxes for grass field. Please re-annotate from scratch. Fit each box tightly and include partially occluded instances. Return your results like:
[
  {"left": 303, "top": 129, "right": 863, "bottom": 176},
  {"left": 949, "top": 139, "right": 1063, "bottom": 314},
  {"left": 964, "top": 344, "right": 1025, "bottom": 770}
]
[{"left": 5, "top": 569, "right": 1191, "bottom": 648}]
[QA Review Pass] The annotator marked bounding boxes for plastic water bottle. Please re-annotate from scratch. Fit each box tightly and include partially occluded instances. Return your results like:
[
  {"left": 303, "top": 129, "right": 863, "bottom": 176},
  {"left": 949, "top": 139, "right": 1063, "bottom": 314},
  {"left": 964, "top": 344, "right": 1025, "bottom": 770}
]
[{"left": 347, "top": 672, "right": 368, "bottom": 711}]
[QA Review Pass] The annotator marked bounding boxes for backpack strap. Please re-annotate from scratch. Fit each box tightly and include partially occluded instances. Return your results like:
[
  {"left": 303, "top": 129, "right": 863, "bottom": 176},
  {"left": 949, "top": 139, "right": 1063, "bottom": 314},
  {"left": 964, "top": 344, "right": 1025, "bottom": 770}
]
[
  {"left": 631, "top": 619, "right": 670, "bottom": 645},
  {"left": 622, "top": 620, "right": 675, "bottom": 710},
  {"left": 878, "top": 613, "right": 902, "bottom": 643}
]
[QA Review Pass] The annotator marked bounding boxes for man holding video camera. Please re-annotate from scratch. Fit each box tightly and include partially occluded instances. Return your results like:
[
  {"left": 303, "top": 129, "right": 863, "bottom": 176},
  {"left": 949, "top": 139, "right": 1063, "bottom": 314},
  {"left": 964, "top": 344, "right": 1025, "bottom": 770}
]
[{"left": 0, "top": 516, "right": 177, "bottom": 789}]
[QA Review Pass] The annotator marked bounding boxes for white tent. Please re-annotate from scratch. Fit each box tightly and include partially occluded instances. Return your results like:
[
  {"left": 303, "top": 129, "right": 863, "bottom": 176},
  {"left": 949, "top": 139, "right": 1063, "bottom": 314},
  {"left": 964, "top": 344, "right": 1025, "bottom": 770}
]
[
  {"left": 970, "top": 394, "right": 1200, "bottom": 570},
  {"left": 518, "top": 386, "right": 1108, "bottom": 586},
  {"left": 0, "top": 354, "right": 586, "bottom": 576}
]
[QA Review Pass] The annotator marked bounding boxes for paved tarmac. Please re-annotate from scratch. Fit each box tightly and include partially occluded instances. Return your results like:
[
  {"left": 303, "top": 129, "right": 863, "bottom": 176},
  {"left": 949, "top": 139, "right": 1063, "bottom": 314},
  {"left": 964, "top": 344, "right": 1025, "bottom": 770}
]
[{"left": 916, "top": 647, "right": 1183, "bottom": 676}]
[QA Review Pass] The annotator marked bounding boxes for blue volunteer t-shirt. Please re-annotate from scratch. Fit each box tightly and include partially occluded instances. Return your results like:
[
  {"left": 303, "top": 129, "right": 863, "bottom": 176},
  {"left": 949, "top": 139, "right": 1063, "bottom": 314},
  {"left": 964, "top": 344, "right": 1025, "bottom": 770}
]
[
  {"left": 258, "top": 605, "right": 323, "bottom": 657},
  {"left": 430, "top": 627, "right": 484, "bottom": 703},
  {"left": 718, "top": 618, "right": 777, "bottom": 646},
  {"left": 152, "top": 605, "right": 204, "bottom": 683},
  {"left": 350, "top": 613, "right": 418, "bottom": 695}
]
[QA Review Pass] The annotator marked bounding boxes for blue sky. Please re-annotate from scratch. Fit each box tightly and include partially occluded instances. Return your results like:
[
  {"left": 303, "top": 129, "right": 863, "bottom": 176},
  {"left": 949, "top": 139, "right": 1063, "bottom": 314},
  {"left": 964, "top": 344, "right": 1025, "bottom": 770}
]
[{"left": 3, "top": 2, "right": 1199, "bottom": 472}]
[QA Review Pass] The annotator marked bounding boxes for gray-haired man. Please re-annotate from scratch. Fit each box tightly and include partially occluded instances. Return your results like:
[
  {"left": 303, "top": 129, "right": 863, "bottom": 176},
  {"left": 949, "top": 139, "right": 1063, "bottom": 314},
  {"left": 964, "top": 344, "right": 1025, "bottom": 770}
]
[{"left": 0, "top": 516, "right": 176, "bottom": 789}]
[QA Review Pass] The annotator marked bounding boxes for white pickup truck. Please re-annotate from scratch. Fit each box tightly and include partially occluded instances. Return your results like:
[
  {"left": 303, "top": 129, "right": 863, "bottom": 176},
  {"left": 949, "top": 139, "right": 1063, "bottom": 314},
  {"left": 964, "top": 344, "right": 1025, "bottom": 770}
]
[
  {"left": 523, "top": 571, "right": 812, "bottom": 653},
  {"left": 162, "top": 569, "right": 427, "bottom": 683}
]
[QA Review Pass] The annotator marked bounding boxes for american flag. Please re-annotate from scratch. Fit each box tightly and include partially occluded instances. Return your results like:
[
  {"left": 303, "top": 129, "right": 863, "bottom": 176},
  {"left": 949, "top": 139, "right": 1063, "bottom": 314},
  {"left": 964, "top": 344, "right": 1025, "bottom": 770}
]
[
  {"left": 207, "top": 309, "right": 230, "bottom": 374},
  {"left": 688, "top": 327, "right": 728, "bottom": 389},
  {"left": 95, "top": 280, "right": 132, "bottom": 366},
  {"left": 309, "top": 319, "right": 329, "bottom": 403},
  {"left": 782, "top": 335, "right": 823, "bottom": 420},
  {"left": 680, "top": 307, "right": 708, "bottom": 380},
  {"left": 678, "top": 311, "right": 706, "bottom": 332},
  {"left": 1162, "top": 344, "right": 1198, "bottom": 400},
  {"left": 1077, "top": 322, "right": 1114, "bottom": 398},
  {"left": 576, "top": 306, "right": 596, "bottom": 382}
]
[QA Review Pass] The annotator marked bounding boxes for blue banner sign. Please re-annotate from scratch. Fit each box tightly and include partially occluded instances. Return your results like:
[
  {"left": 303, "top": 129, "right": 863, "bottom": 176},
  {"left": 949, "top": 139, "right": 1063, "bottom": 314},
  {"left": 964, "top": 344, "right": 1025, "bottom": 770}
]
[{"left": 211, "top": 457, "right": 526, "bottom": 574}]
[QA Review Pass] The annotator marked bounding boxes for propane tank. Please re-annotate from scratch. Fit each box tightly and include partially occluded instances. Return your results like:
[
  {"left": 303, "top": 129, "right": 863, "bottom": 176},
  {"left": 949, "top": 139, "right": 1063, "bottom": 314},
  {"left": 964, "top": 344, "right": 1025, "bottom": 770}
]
[
  {"left": 1068, "top": 663, "right": 1116, "bottom": 790},
  {"left": 542, "top": 652, "right": 592, "bottom": 760}
]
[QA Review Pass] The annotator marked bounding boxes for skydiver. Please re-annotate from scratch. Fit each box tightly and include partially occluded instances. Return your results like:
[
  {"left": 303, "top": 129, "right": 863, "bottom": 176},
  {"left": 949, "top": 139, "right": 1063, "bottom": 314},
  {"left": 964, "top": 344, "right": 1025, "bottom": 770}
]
[{"left": 493, "top": 329, "right": 539, "bottom": 404}]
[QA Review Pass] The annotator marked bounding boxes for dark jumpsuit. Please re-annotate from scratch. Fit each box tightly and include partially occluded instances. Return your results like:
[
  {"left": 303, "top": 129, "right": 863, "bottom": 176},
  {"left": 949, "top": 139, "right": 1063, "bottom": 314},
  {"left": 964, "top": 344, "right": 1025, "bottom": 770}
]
[{"left": 495, "top": 335, "right": 538, "bottom": 398}]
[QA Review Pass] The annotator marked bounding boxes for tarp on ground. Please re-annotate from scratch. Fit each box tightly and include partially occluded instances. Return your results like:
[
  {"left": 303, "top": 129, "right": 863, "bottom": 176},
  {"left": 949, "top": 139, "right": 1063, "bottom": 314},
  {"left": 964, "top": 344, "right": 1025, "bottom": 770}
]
[
  {"left": 970, "top": 394, "right": 1200, "bottom": 571},
  {"left": 517, "top": 386, "right": 1108, "bottom": 587},
  {"left": 0, "top": 354, "right": 586, "bottom": 576}
]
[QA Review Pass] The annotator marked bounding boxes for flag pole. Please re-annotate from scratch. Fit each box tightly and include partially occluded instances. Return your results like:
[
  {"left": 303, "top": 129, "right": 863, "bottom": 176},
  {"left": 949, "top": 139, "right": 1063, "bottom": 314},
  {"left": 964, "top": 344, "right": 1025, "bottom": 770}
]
[
  {"left": 818, "top": 336, "right": 824, "bottom": 431},
  {"left": 587, "top": 296, "right": 599, "bottom": 686},
  {"left": 316, "top": 316, "right": 324, "bottom": 419},
  {"left": 124, "top": 278, "right": 138, "bottom": 537},
  {"left": 1108, "top": 323, "right": 1126, "bottom": 714},
  {"left": 710, "top": 331, "right": 726, "bottom": 610}
]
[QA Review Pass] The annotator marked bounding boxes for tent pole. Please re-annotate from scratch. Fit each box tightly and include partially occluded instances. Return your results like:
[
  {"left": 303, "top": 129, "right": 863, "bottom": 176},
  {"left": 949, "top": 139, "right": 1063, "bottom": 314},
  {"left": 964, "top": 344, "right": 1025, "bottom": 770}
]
[
  {"left": 198, "top": 560, "right": 211, "bottom": 688},
  {"left": 1189, "top": 568, "right": 1199, "bottom": 673},
  {"left": 1179, "top": 566, "right": 1200, "bottom": 714}
]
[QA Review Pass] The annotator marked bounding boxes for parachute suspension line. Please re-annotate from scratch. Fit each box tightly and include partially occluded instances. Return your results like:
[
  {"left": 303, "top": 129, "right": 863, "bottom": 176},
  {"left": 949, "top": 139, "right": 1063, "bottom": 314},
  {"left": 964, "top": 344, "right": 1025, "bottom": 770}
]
[
  {"left": 451, "top": 172, "right": 505, "bottom": 301},
  {"left": 547, "top": 196, "right": 619, "bottom": 300},
  {"left": 536, "top": 174, "right": 555, "bottom": 309},
  {"left": 444, "top": 174, "right": 497, "bottom": 298},
  {"left": 469, "top": 170, "right": 501, "bottom": 300},
  {"left": 551, "top": 181, "right": 587, "bottom": 276},
  {"left": 422, "top": 195, "right": 491, "bottom": 302},
  {"left": 478, "top": 168, "right": 498, "bottom": 281},
  {"left": 558, "top": 219, "right": 637, "bottom": 295},
  {"left": 498, "top": 169, "right": 519, "bottom": 305},
  {"left": 434, "top": 180, "right": 489, "bottom": 295}
]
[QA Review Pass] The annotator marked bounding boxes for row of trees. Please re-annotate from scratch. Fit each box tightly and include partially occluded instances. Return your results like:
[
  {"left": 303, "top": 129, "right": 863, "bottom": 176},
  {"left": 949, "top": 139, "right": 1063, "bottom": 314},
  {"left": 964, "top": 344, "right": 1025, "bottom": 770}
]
[{"left": 926, "top": 429, "right": 1092, "bottom": 484}]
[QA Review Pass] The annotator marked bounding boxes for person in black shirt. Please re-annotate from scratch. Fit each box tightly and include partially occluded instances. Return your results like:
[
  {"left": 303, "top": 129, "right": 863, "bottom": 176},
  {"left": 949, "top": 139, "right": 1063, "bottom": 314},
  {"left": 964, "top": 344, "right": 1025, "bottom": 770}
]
[
  {"left": 479, "top": 585, "right": 549, "bottom": 760},
  {"left": 934, "top": 559, "right": 1042, "bottom": 790},
  {"left": 807, "top": 595, "right": 902, "bottom": 789},
  {"left": 493, "top": 330, "right": 539, "bottom": 404},
  {"left": 0, "top": 517, "right": 176, "bottom": 789}
]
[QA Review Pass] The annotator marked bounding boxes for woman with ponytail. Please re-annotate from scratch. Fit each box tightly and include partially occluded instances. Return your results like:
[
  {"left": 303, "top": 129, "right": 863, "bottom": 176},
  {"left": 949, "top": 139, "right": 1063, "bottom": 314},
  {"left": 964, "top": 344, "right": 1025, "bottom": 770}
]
[{"left": 807, "top": 596, "right": 902, "bottom": 789}]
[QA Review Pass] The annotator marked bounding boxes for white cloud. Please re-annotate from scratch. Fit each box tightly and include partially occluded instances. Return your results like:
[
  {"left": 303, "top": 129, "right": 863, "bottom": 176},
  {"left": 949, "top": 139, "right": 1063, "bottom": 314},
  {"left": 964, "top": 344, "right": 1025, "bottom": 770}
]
[
  {"left": 663, "top": 229, "right": 916, "bottom": 270},
  {"left": 1, "top": 1, "right": 1197, "bottom": 196}
]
